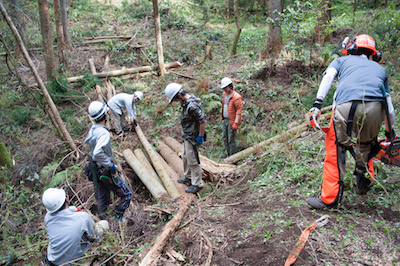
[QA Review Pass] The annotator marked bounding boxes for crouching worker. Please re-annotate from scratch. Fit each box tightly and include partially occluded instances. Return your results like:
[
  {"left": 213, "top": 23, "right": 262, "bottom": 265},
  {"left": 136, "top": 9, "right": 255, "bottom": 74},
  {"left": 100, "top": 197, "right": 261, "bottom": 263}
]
[
  {"left": 85, "top": 101, "right": 133, "bottom": 221},
  {"left": 108, "top": 91, "right": 143, "bottom": 135},
  {"left": 43, "top": 188, "right": 109, "bottom": 266}
]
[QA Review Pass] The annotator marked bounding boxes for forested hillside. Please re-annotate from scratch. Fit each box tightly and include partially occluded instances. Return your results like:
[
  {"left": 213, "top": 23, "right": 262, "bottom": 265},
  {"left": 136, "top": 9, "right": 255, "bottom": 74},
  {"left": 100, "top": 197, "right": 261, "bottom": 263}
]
[{"left": 1, "top": 0, "right": 400, "bottom": 265}]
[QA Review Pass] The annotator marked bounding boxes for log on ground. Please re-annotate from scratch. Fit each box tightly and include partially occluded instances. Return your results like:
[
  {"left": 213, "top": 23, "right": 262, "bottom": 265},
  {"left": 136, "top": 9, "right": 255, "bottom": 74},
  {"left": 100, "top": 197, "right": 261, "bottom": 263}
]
[
  {"left": 123, "top": 149, "right": 170, "bottom": 200},
  {"left": 134, "top": 148, "right": 163, "bottom": 186},
  {"left": 157, "top": 140, "right": 184, "bottom": 176}
]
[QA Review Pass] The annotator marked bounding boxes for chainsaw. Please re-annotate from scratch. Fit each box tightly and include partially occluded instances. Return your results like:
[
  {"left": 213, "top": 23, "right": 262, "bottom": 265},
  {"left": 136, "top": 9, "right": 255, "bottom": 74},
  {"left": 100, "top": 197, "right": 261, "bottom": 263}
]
[{"left": 375, "top": 138, "right": 400, "bottom": 167}]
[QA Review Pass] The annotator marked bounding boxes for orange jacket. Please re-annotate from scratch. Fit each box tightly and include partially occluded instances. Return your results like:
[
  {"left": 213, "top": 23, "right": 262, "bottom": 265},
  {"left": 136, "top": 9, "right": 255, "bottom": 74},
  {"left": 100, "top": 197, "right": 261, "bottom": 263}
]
[{"left": 222, "top": 90, "right": 243, "bottom": 126}]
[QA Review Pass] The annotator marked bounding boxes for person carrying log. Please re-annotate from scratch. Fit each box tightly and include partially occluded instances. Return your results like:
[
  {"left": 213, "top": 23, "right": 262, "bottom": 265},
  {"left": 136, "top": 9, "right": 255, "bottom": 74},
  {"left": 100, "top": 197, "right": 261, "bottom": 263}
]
[
  {"left": 220, "top": 77, "right": 243, "bottom": 158},
  {"left": 108, "top": 91, "right": 143, "bottom": 135},
  {"left": 42, "top": 188, "right": 109, "bottom": 265},
  {"left": 85, "top": 101, "right": 133, "bottom": 221},
  {"left": 307, "top": 34, "right": 396, "bottom": 209},
  {"left": 164, "top": 83, "right": 207, "bottom": 194}
]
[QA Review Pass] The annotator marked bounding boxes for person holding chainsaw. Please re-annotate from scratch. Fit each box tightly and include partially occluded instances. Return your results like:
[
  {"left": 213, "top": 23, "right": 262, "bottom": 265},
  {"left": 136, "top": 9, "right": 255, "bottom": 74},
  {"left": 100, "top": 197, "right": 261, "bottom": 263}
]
[
  {"left": 308, "top": 34, "right": 396, "bottom": 209},
  {"left": 108, "top": 91, "right": 143, "bottom": 135},
  {"left": 164, "top": 83, "right": 207, "bottom": 194},
  {"left": 220, "top": 77, "right": 243, "bottom": 158},
  {"left": 84, "top": 101, "right": 133, "bottom": 221}
]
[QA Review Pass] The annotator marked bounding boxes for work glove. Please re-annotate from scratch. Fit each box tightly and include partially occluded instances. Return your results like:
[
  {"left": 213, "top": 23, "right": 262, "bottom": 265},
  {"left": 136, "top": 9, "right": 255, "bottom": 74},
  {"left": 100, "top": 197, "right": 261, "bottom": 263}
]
[
  {"left": 195, "top": 136, "right": 204, "bottom": 145},
  {"left": 385, "top": 129, "right": 398, "bottom": 142},
  {"left": 309, "top": 98, "right": 323, "bottom": 130},
  {"left": 232, "top": 122, "right": 238, "bottom": 130}
]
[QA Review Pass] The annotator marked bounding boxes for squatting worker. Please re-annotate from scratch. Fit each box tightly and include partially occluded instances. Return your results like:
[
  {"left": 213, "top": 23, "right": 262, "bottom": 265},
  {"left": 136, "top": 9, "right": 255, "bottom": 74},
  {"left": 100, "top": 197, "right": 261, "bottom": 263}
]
[
  {"left": 308, "top": 34, "right": 396, "bottom": 209},
  {"left": 43, "top": 188, "right": 109, "bottom": 265},
  {"left": 85, "top": 101, "right": 133, "bottom": 221},
  {"left": 108, "top": 91, "right": 143, "bottom": 135},
  {"left": 164, "top": 83, "right": 207, "bottom": 194},
  {"left": 220, "top": 77, "right": 243, "bottom": 158}
]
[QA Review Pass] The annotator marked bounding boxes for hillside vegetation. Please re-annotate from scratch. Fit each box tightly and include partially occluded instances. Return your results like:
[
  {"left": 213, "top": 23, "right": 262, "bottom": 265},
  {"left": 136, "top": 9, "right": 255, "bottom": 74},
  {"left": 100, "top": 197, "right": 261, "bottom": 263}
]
[{"left": 0, "top": 0, "right": 400, "bottom": 265}]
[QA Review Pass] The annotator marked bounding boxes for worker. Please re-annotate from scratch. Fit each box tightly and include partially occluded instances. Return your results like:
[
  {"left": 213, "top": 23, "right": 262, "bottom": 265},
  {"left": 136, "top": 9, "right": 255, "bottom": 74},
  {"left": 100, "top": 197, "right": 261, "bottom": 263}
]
[
  {"left": 108, "top": 91, "right": 143, "bottom": 135},
  {"left": 220, "top": 77, "right": 243, "bottom": 158},
  {"left": 164, "top": 83, "right": 207, "bottom": 194},
  {"left": 85, "top": 100, "right": 133, "bottom": 220},
  {"left": 308, "top": 34, "right": 396, "bottom": 209},
  {"left": 42, "top": 188, "right": 109, "bottom": 265}
]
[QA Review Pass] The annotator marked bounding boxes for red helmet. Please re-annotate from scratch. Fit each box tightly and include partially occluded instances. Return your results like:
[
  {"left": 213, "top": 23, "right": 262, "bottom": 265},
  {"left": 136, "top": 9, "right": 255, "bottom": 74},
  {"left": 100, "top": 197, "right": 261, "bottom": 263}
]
[{"left": 342, "top": 34, "right": 377, "bottom": 56}]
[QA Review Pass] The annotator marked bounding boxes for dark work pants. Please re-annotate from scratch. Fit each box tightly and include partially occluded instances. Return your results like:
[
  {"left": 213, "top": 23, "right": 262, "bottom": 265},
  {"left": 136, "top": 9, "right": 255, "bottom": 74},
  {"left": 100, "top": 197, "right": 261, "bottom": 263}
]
[{"left": 97, "top": 170, "right": 132, "bottom": 218}]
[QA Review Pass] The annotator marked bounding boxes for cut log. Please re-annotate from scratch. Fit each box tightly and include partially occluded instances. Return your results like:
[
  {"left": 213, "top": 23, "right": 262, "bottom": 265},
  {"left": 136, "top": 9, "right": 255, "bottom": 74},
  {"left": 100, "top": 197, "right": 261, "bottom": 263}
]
[
  {"left": 157, "top": 140, "right": 184, "bottom": 176},
  {"left": 153, "top": 149, "right": 187, "bottom": 195},
  {"left": 123, "top": 149, "right": 170, "bottom": 200},
  {"left": 135, "top": 124, "right": 181, "bottom": 199},
  {"left": 139, "top": 197, "right": 193, "bottom": 266},
  {"left": 224, "top": 112, "right": 332, "bottom": 164},
  {"left": 66, "top": 61, "right": 182, "bottom": 83},
  {"left": 133, "top": 148, "right": 163, "bottom": 186},
  {"left": 163, "top": 136, "right": 237, "bottom": 181},
  {"left": 88, "top": 58, "right": 104, "bottom": 101}
]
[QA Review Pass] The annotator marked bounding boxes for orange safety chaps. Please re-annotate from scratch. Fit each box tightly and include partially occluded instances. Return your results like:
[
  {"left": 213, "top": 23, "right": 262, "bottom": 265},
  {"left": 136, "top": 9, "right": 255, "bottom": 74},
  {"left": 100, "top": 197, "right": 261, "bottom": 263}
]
[{"left": 320, "top": 101, "right": 385, "bottom": 206}]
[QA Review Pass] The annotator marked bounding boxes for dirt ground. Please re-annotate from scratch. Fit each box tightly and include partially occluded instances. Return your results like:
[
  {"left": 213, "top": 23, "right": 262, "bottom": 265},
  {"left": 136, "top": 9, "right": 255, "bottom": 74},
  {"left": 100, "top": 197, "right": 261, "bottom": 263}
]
[{"left": 6, "top": 39, "right": 400, "bottom": 265}]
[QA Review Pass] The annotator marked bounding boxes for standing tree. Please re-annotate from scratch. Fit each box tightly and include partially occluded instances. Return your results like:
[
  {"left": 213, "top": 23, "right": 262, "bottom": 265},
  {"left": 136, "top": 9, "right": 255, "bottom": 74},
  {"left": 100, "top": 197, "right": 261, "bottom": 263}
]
[
  {"left": 0, "top": 2, "right": 79, "bottom": 156},
  {"left": 317, "top": 0, "right": 332, "bottom": 44},
  {"left": 152, "top": 0, "right": 166, "bottom": 76},
  {"left": 38, "top": 0, "right": 56, "bottom": 79},
  {"left": 53, "top": 0, "right": 68, "bottom": 68},
  {"left": 261, "top": 0, "right": 283, "bottom": 59},
  {"left": 8, "top": 0, "right": 24, "bottom": 60},
  {"left": 60, "top": 0, "right": 72, "bottom": 49},
  {"left": 231, "top": 0, "right": 241, "bottom": 55}
]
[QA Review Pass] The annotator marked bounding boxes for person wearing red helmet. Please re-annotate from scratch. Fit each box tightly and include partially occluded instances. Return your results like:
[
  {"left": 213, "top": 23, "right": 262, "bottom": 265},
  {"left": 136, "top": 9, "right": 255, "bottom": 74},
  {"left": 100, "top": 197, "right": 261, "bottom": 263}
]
[{"left": 308, "top": 34, "right": 396, "bottom": 209}]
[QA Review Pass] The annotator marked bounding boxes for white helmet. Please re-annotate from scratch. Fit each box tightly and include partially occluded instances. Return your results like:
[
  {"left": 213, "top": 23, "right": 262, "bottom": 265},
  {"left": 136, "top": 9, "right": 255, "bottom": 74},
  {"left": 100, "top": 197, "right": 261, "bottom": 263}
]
[
  {"left": 88, "top": 101, "right": 109, "bottom": 122},
  {"left": 165, "top": 83, "right": 182, "bottom": 103},
  {"left": 95, "top": 220, "right": 110, "bottom": 236},
  {"left": 42, "top": 188, "right": 66, "bottom": 213},
  {"left": 134, "top": 91, "right": 143, "bottom": 100},
  {"left": 221, "top": 77, "right": 233, "bottom": 89}
]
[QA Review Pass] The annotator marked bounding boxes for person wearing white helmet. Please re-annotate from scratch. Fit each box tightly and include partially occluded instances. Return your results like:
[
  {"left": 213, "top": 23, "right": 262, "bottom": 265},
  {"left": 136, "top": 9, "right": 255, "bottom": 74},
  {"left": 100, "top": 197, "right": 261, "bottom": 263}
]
[
  {"left": 220, "top": 77, "right": 243, "bottom": 158},
  {"left": 164, "top": 83, "right": 207, "bottom": 194},
  {"left": 42, "top": 188, "right": 109, "bottom": 265},
  {"left": 85, "top": 101, "right": 133, "bottom": 221},
  {"left": 107, "top": 91, "right": 143, "bottom": 135}
]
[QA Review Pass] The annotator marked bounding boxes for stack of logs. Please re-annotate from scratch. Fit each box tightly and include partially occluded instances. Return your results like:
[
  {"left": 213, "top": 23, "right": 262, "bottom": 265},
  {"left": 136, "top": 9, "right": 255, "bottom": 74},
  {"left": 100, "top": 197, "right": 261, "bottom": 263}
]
[{"left": 122, "top": 124, "right": 237, "bottom": 201}]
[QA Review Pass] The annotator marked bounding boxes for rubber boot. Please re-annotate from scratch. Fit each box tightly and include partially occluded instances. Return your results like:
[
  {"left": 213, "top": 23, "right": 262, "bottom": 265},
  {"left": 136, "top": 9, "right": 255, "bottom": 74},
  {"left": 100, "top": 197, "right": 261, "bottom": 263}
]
[{"left": 355, "top": 172, "right": 371, "bottom": 195}]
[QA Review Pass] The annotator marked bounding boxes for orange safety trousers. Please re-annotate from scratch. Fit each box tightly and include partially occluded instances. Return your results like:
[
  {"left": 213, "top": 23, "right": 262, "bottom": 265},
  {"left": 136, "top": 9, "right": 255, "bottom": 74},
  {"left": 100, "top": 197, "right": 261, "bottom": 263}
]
[{"left": 320, "top": 113, "right": 374, "bottom": 205}]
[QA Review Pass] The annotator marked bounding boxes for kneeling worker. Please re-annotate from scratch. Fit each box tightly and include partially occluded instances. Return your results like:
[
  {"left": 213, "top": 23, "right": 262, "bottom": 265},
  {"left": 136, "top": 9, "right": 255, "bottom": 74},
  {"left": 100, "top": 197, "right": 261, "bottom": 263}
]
[{"left": 43, "top": 188, "right": 109, "bottom": 265}]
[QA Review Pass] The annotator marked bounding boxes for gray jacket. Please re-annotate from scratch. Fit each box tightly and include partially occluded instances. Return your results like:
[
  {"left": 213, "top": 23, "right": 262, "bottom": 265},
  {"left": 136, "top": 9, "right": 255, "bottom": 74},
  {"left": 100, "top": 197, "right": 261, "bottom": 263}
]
[
  {"left": 108, "top": 93, "right": 137, "bottom": 120},
  {"left": 45, "top": 207, "right": 96, "bottom": 265},
  {"left": 84, "top": 124, "right": 113, "bottom": 168}
]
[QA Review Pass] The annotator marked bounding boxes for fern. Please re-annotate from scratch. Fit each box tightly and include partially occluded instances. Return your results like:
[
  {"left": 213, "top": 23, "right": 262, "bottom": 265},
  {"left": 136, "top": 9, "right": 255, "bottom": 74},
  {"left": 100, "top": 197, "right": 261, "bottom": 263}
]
[{"left": 202, "top": 93, "right": 222, "bottom": 113}]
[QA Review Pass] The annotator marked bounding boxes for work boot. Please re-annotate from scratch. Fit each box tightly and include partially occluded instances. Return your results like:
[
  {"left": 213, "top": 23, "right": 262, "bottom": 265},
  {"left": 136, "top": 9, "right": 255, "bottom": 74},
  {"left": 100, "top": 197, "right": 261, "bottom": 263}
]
[
  {"left": 355, "top": 173, "right": 371, "bottom": 195},
  {"left": 220, "top": 155, "right": 227, "bottom": 159},
  {"left": 177, "top": 177, "right": 191, "bottom": 186},
  {"left": 185, "top": 185, "right": 202, "bottom": 194},
  {"left": 307, "top": 197, "right": 332, "bottom": 209}
]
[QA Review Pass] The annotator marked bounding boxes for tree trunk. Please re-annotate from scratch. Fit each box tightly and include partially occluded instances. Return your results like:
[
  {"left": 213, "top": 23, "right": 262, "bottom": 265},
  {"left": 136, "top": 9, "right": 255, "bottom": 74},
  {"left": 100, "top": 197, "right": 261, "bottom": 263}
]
[
  {"left": 139, "top": 197, "right": 193, "bottom": 266},
  {"left": 226, "top": 0, "right": 230, "bottom": 23},
  {"left": 123, "top": 149, "right": 170, "bottom": 200},
  {"left": 66, "top": 61, "right": 182, "bottom": 83},
  {"left": 0, "top": 3, "right": 79, "bottom": 156},
  {"left": 9, "top": 0, "right": 23, "bottom": 60},
  {"left": 317, "top": 0, "right": 332, "bottom": 44},
  {"left": 53, "top": 0, "right": 68, "bottom": 68},
  {"left": 60, "top": 0, "right": 72, "bottom": 49},
  {"left": 152, "top": 0, "right": 166, "bottom": 76},
  {"left": 261, "top": 0, "right": 283, "bottom": 59},
  {"left": 88, "top": 58, "right": 104, "bottom": 101},
  {"left": 134, "top": 149, "right": 163, "bottom": 186},
  {"left": 38, "top": 0, "right": 56, "bottom": 79},
  {"left": 157, "top": 140, "right": 184, "bottom": 177},
  {"left": 134, "top": 124, "right": 181, "bottom": 199},
  {"left": 231, "top": 0, "right": 241, "bottom": 55}
]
